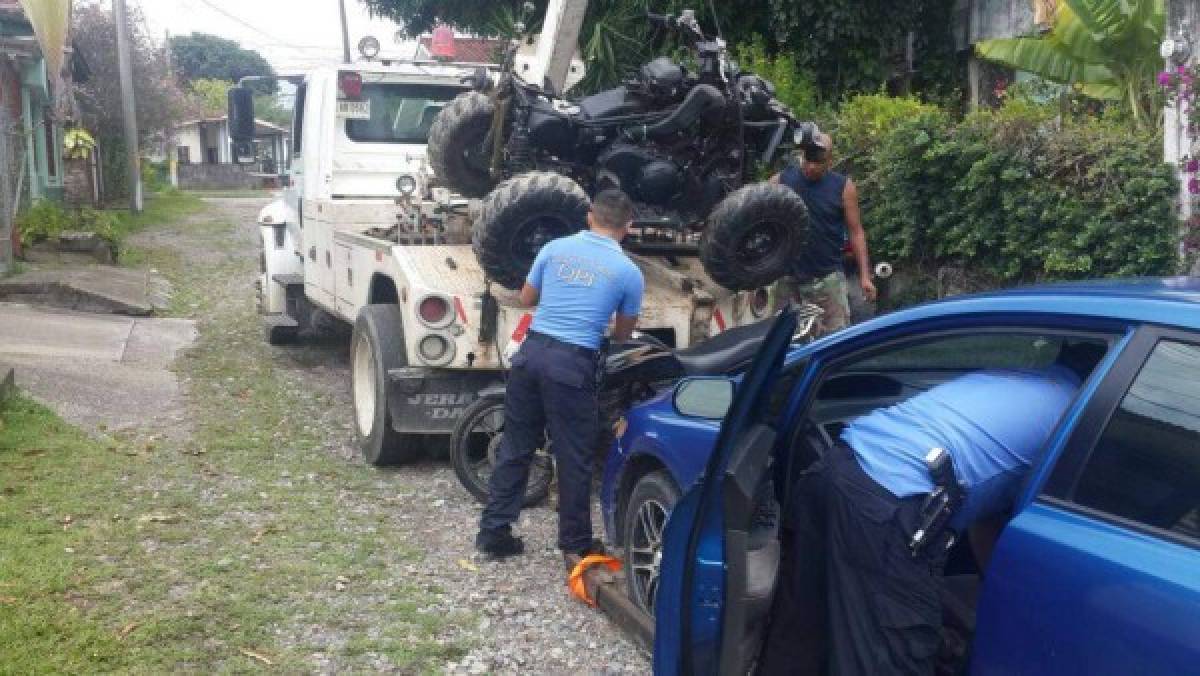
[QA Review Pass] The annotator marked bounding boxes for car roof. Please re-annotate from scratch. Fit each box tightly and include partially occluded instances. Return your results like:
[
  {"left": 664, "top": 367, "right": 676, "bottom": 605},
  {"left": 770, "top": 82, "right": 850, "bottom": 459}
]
[{"left": 804, "top": 276, "right": 1200, "bottom": 352}]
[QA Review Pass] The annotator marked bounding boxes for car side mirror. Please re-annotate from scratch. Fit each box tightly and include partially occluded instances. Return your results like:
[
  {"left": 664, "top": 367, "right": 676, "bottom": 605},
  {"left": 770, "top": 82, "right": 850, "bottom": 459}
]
[{"left": 672, "top": 377, "right": 735, "bottom": 419}]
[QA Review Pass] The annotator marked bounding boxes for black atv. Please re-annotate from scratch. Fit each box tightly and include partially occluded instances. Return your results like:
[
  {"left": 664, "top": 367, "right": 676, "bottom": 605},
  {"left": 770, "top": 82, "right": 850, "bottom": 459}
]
[{"left": 428, "top": 8, "right": 822, "bottom": 291}]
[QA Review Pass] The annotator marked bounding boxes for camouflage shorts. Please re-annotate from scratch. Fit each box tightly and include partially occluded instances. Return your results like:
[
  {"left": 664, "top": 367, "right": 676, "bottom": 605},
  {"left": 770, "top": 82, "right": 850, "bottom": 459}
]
[{"left": 774, "top": 270, "right": 851, "bottom": 338}]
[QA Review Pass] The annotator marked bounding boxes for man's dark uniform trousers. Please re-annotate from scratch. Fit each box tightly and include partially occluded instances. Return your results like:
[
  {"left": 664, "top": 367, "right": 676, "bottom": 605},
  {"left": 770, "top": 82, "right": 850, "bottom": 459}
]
[{"left": 480, "top": 230, "right": 644, "bottom": 555}]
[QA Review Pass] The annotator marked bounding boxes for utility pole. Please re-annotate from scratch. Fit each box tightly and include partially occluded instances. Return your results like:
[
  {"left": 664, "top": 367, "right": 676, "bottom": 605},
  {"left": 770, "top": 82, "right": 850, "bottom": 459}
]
[
  {"left": 113, "top": 0, "right": 142, "bottom": 212},
  {"left": 337, "top": 0, "right": 352, "bottom": 64}
]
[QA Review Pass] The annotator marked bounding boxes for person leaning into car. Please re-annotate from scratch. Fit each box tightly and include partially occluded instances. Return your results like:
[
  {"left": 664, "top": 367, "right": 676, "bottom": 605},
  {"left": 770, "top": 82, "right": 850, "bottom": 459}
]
[
  {"left": 476, "top": 189, "right": 645, "bottom": 562},
  {"left": 770, "top": 132, "right": 875, "bottom": 337},
  {"left": 757, "top": 342, "right": 1105, "bottom": 675}
]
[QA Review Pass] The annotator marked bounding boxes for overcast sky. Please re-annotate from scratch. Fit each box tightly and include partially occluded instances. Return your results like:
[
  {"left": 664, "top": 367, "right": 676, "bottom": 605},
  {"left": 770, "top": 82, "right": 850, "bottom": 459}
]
[{"left": 137, "top": 0, "right": 416, "bottom": 73}]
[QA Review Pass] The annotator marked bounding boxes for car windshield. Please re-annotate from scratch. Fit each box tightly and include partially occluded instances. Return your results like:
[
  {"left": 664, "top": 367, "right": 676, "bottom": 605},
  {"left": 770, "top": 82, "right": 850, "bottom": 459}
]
[{"left": 345, "top": 83, "right": 464, "bottom": 144}]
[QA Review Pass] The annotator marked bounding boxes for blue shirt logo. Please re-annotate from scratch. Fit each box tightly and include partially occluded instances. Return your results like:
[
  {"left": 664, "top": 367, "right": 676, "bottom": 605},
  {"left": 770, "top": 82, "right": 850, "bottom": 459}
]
[{"left": 526, "top": 232, "right": 645, "bottom": 350}]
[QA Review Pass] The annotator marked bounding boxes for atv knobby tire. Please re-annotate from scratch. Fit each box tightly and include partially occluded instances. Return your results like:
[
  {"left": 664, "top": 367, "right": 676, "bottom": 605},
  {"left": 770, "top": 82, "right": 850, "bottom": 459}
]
[
  {"left": 474, "top": 172, "right": 591, "bottom": 289},
  {"left": 700, "top": 183, "right": 809, "bottom": 291},
  {"left": 428, "top": 92, "right": 496, "bottom": 198}
]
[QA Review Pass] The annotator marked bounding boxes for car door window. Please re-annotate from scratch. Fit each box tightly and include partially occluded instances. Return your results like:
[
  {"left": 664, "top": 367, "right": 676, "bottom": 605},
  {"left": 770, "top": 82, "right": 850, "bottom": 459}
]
[
  {"left": 810, "top": 332, "right": 1102, "bottom": 441},
  {"left": 1070, "top": 340, "right": 1200, "bottom": 540}
]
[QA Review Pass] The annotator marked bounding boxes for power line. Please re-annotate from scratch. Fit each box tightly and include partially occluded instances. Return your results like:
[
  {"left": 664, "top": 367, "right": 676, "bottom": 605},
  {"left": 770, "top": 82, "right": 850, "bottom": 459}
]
[{"left": 190, "top": 0, "right": 293, "bottom": 46}]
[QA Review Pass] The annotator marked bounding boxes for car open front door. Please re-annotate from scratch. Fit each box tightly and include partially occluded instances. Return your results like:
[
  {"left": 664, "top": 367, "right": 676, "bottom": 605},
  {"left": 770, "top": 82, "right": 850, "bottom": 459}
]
[{"left": 654, "top": 308, "right": 799, "bottom": 676}]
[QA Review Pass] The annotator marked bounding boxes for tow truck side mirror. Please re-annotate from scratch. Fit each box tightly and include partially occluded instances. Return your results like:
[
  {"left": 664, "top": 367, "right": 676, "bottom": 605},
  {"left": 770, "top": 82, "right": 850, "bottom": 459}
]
[{"left": 227, "top": 85, "right": 256, "bottom": 164}]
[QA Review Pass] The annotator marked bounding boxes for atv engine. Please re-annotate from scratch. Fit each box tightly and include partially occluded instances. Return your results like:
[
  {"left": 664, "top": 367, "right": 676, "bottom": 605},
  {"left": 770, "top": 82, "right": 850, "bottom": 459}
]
[{"left": 595, "top": 142, "right": 684, "bottom": 207}]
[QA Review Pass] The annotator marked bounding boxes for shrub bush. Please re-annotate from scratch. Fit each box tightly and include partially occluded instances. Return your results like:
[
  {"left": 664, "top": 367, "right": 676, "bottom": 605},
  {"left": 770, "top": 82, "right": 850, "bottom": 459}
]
[
  {"left": 734, "top": 40, "right": 832, "bottom": 127},
  {"left": 17, "top": 201, "right": 125, "bottom": 245},
  {"left": 860, "top": 99, "right": 1179, "bottom": 287}
]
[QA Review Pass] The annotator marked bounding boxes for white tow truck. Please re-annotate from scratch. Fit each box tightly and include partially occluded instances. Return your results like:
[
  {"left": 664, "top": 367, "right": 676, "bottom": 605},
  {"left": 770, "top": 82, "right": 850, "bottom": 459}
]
[{"left": 228, "top": 10, "right": 770, "bottom": 467}]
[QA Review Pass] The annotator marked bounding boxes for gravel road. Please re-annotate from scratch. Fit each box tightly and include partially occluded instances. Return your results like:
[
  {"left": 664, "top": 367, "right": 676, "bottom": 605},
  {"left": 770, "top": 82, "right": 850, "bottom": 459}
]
[{"left": 136, "top": 196, "right": 651, "bottom": 674}]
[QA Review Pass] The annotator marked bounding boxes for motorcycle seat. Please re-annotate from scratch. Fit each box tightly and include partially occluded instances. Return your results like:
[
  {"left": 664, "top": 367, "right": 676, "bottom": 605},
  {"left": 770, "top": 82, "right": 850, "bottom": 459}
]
[{"left": 674, "top": 318, "right": 774, "bottom": 376}]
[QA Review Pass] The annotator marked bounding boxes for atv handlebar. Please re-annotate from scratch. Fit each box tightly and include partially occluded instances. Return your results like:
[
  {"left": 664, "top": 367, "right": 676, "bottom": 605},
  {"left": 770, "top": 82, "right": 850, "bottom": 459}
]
[{"left": 646, "top": 10, "right": 705, "bottom": 42}]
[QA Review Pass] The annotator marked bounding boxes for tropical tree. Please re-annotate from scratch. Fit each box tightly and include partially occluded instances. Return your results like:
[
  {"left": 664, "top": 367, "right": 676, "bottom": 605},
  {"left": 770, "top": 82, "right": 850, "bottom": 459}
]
[
  {"left": 361, "top": 0, "right": 772, "bottom": 93},
  {"left": 975, "top": 0, "right": 1165, "bottom": 127},
  {"left": 170, "top": 33, "right": 277, "bottom": 94}
]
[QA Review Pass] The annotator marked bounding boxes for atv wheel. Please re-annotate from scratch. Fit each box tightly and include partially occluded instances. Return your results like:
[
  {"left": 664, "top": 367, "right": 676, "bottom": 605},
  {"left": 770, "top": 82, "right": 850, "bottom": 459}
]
[
  {"left": 449, "top": 392, "right": 554, "bottom": 507},
  {"left": 474, "top": 172, "right": 590, "bottom": 289},
  {"left": 700, "top": 183, "right": 808, "bottom": 291},
  {"left": 428, "top": 92, "right": 497, "bottom": 197}
]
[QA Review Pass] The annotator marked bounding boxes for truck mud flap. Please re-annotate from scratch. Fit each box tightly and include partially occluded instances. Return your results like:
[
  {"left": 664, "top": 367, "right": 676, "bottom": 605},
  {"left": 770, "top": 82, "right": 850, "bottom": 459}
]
[{"left": 387, "top": 367, "right": 503, "bottom": 434}]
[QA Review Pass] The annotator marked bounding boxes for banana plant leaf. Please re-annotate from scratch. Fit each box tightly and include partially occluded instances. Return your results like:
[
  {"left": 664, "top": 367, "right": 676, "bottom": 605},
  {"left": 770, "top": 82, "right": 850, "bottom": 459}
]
[{"left": 975, "top": 36, "right": 1116, "bottom": 86}]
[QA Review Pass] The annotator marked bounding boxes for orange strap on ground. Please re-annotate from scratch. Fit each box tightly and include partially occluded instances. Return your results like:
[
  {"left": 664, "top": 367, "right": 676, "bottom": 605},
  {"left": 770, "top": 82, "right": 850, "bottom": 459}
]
[{"left": 567, "top": 554, "right": 622, "bottom": 607}]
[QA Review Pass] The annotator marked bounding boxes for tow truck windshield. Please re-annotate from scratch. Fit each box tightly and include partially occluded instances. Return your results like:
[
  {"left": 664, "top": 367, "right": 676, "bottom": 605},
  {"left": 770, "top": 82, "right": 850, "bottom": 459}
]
[{"left": 345, "top": 83, "right": 465, "bottom": 144}]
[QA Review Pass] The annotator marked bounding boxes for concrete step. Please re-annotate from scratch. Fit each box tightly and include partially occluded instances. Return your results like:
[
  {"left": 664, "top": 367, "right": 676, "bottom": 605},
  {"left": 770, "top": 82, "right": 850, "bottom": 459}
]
[{"left": 0, "top": 265, "right": 170, "bottom": 316}]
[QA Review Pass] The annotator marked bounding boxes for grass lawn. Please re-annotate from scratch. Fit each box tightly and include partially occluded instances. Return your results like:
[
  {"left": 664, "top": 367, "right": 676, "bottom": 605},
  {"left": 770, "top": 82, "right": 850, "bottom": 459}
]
[{"left": 0, "top": 198, "right": 468, "bottom": 673}]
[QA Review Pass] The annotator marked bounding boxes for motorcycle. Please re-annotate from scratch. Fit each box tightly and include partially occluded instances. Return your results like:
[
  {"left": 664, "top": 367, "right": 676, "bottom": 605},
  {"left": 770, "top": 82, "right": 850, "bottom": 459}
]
[
  {"left": 428, "top": 7, "right": 824, "bottom": 292},
  {"left": 449, "top": 306, "right": 822, "bottom": 506}
]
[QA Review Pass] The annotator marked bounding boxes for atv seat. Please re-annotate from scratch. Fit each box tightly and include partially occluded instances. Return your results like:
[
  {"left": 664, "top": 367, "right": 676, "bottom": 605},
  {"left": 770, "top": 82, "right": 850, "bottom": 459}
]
[
  {"left": 578, "top": 86, "right": 645, "bottom": 121},
  {"left": 675, "top": 318, "right": 774, "bottom": 376}
]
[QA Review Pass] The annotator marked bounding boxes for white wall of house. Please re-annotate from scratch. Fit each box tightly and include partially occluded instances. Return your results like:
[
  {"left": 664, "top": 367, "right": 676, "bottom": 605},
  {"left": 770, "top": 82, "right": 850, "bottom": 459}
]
[
  {"left": 175, "top": 125, "right": 203, "bottom": 164},
  {"left": 173, "top": 118, "right": 288, "bottom": 173}
]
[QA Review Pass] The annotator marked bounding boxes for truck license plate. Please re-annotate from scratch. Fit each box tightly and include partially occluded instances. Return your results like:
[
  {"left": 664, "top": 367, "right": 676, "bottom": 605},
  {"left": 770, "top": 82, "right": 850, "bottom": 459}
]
[{"left": 337, "top": 100, "right": 370, "bottom": 119}]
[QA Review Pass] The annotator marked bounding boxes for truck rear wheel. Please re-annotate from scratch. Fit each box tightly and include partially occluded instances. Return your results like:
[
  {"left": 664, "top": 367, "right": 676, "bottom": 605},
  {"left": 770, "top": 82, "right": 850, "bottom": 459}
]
[
  {"left": 352, "top": 304, "right": 422, "bottom": 465},
  {"left": 450, "top": 392, "right": 553, "bottom": 507},
  {"left": 700, "top": 183, "right": 809, "bottom": 291},
  {"left": 428, "top": 91, "right": 497, "bottom": 198},
  {"left": 474, "top": 172, "right": 590, "bottom": 290}
]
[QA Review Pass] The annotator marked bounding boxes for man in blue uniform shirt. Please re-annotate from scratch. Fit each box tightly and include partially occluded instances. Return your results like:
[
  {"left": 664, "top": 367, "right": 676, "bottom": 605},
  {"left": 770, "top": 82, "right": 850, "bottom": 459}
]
[
  {"left": 759, "top": 341, "right": 1106, "bottom": 675},
  {"left": 477, "top": 189, "right": 645, "bottom": 561}
]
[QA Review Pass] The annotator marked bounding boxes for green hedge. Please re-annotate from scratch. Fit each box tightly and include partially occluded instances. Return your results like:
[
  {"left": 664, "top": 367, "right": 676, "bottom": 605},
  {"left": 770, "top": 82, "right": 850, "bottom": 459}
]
[{"left": 842, "top": 97, "right": 1180, "bottom": 286}]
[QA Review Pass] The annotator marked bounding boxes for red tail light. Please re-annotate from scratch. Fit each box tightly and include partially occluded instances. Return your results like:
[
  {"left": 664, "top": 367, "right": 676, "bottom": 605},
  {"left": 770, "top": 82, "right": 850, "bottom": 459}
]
[
  {"left": 338, "top": 71, "right": 363, "bottom": 99},
  {"left": 417, "top": 295, "right": 451, "bottom": 326}
]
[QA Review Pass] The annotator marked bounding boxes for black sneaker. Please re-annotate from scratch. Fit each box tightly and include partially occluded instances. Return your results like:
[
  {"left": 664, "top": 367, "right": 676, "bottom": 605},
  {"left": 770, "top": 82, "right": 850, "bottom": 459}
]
[{"left": 476, "top": 528, "right": 524, "bottom": 560}]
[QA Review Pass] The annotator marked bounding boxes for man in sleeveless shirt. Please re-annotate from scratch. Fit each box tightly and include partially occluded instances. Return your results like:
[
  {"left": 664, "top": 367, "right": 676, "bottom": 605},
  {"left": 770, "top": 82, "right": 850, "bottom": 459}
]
[{"left": 771, "top": 132, "right": 876, "bottom": 337}]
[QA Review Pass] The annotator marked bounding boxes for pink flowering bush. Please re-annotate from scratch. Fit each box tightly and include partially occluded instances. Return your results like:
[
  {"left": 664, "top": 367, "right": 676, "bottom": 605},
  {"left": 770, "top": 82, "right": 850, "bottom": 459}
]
[{"left": 1160, "top": 63, "right": 1200, "bottom": 194}]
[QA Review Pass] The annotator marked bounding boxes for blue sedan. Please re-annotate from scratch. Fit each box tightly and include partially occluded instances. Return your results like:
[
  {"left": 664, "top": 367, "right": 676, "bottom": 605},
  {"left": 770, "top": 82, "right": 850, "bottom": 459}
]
[{"left": 598, "top": 278, "right": 1200, "bottom": 675}]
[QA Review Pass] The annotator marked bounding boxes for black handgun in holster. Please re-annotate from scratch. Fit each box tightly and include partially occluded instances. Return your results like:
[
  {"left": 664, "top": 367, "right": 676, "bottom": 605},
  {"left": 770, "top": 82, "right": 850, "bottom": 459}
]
[
  {"left": 594, "top": 338, "right": 611, "bottom": 390},
  {"left": 909, "top": 447, "right": 965, "bottom": 558}
]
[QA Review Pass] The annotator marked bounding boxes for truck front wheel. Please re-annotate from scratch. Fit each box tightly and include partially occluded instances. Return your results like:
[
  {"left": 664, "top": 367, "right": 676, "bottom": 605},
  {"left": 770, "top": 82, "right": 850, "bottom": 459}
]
[{"left": 352, "top": 304, "right": 422, "bottom": 465}]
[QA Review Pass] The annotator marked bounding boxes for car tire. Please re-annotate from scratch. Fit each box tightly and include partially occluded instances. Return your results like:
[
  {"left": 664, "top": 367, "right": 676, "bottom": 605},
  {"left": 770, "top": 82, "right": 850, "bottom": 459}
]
[
  {"left": 700, "top": 182, "right": 809, "bottom": 291},
  {"left": 474, "top": 172, "right": 591, "bottom": 290},
  {"left": 352, "top": 304, "right": 422, "bottom": 465},
  {"left": 449, "top": 392, "right": 554, "bottom": 507},
  {"left": 428, "top": 91, "right": 497, "bottom": 198},
  {"left": 623, "top": 469, "right": 681, "bottom": 618}
]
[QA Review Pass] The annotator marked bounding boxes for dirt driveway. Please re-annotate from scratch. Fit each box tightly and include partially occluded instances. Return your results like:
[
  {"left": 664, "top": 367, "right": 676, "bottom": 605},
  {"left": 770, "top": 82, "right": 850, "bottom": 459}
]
[{"left": 115, "top": 196, "right": 650, "bottom": 673}]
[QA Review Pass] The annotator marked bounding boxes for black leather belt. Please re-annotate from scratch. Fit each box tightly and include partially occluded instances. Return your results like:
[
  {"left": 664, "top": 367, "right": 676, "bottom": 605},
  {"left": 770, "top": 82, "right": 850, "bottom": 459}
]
[{"left": 525, "top": 330, "right": 598, "bottom": 358}]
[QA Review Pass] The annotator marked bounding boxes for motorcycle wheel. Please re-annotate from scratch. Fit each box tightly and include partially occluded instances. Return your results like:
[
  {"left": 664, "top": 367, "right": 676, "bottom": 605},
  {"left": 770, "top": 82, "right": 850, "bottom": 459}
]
[
  {"left": 474, "top": 172, "right": 590, "bottom": 289},
  {"left": 428, "top": 92, "right": 497, "bottom": 198},
  {"left": 449, "top": 392, "right": 554, "bottom": 508},
  {"left": 700, "top": 183, "right": 809, "bottom": 291}
]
